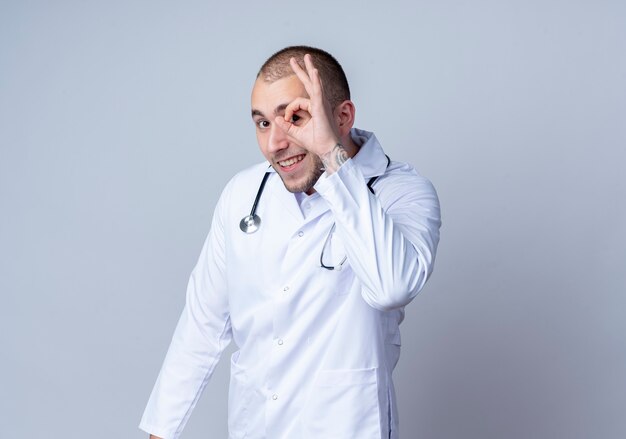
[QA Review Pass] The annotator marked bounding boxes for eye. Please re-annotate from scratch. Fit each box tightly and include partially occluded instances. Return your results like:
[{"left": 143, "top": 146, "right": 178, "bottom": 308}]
[
  {"left": 256, "top": 120, "right": 270, "bottom": 129},
  {"left": 290, "top": 114, "right": 301, "bottom": 124}
]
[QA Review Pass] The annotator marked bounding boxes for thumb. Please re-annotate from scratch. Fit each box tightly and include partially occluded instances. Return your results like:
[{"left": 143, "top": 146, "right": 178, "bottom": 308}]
[{"left": 274, "top": 116, "right": 299, "bottom": 138}]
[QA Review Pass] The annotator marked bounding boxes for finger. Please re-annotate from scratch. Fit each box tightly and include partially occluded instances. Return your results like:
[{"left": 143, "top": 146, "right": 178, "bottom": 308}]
[
  {"left": 289, "top": 56, "right": 310, "bottom": 82},
  {"left": 290, "top": 57, "right": 314, "bottom": 95},
  {"left": 283, "top": 97, "right": 311, "bottom": 122},
  {"left": 303, "top": 54, "right": 322, "bottom": 96},
  {"left": 274, "top": 115, "right": 301, "bottom": 140},
  {"left": 274, "top": 115, "right": 291, "bottom": 133}
]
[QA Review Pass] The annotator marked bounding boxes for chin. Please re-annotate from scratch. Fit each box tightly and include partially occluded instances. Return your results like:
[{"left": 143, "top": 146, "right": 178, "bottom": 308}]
[{"left": 280, "top": 168, "right": 324, "bottom": 194}]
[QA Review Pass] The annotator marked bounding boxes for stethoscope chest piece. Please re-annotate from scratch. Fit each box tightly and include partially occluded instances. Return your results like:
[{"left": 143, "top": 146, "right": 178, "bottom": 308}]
[
  {"left": 239, "top": 170, "right": 271, "bottom": 234},
  {"left": 240, "top": 214, "right": 261, "bottom": 234}
]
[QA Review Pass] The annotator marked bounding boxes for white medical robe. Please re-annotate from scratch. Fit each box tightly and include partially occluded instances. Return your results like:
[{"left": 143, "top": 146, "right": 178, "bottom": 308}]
[{"left": 140, "top": 128, "right": 441, "bottom": 438}]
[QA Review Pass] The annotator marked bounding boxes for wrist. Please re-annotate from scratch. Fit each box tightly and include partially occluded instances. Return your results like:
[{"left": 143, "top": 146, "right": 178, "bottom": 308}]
[{"left": 320, "top": 143, "right": 349, "bottom": 175}]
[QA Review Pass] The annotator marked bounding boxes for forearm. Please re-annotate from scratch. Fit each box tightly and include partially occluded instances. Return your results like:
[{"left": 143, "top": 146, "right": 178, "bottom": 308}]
[{"left": 315, "top": 159, "right": 441, "bottom": 310}]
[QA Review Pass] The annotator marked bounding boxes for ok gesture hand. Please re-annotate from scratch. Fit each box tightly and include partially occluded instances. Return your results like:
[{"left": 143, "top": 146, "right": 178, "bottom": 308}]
[{"left": 274, "top": 54, "right": 341, "bottom": 161}]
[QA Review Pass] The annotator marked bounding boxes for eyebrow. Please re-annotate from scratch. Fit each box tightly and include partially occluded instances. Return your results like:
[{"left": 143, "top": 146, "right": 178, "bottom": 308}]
[{"left": 251, "top": 103, "right": 289, "bottom": 119}]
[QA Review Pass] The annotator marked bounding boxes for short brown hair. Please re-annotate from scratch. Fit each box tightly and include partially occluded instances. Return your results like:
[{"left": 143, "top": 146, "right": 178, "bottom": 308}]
[{"left": 257, "top": 46, "right": 351, "bottom": 108}]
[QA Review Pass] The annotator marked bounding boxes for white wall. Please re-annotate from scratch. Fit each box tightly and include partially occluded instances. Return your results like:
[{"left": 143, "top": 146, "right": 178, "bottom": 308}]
[{"left": 1, "top": 1, "right": 624, "bottom": 438}]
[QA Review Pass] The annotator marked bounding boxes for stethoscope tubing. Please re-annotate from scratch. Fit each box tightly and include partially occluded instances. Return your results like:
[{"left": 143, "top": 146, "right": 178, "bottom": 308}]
[{"left": 240, "top": 156, "right": 390, "bottom": 234}]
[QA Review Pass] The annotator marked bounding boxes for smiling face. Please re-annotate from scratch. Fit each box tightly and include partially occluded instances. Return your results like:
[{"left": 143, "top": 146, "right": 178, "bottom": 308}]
[{"left": 251, "top": 75, "right": 325, "bottom": 194}]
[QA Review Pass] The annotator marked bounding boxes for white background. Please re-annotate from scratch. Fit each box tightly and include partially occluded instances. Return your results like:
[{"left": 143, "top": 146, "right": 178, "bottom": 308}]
[{"left": 1, "top": 0, "right": 624, "bottom": 438}]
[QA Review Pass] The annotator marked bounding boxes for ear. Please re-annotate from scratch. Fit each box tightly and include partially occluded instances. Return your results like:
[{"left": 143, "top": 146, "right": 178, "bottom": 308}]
[{"left": 334, "top": 100, "right": 356, "bottom": 137}]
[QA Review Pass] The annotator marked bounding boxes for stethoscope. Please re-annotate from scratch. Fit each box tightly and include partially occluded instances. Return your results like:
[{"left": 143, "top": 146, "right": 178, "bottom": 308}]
[
  {"left": 239, "top": 170, "right": 271, "bottom": 234},
  {"left": 240, "top": 156, "right": 390, "bottom": 234}
]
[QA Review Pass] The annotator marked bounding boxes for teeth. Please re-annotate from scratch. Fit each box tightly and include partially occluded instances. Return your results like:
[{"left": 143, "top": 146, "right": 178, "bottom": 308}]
[{"left": 278, "top": 154, "right": 304, "bottom": 167}]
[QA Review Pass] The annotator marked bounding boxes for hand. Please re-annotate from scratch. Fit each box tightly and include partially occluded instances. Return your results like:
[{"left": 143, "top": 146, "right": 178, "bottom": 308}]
[{"left": 274, "top": 54, "right": 341, "bottom": 158}]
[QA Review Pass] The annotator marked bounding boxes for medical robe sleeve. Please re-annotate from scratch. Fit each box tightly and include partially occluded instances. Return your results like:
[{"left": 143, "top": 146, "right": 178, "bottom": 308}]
[
  {"left": 314, "top": 159, "right": 441, "bottom": 311},
  {"left": 139, "top": 181, "right": 233, "bottom": 439}
]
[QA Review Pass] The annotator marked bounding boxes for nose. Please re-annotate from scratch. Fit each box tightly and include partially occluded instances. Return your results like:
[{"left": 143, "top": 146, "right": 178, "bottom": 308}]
[{"left": 267, "top": 121, "right": 289, "bottom": 153}]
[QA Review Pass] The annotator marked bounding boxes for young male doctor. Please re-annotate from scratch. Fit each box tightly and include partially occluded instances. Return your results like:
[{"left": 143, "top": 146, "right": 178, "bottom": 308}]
[{"left": 140, "top": 46, "right": 441, "bottom": 439}]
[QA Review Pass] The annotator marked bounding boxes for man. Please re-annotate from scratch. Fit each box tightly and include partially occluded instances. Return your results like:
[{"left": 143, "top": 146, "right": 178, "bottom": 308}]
[{"left": 140, "top": 46, "right": 441, "bottom": 439}]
